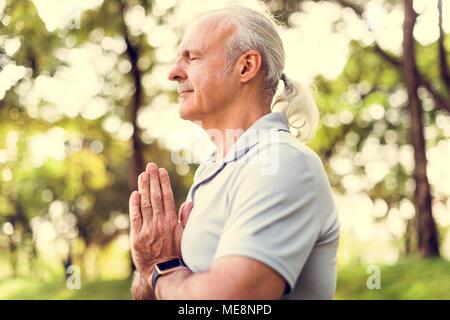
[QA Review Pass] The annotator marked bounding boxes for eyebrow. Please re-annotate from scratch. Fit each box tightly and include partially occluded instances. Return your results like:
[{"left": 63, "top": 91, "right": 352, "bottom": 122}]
[{"left": 176, "top": 49, "right": 203, "bottom": 57}]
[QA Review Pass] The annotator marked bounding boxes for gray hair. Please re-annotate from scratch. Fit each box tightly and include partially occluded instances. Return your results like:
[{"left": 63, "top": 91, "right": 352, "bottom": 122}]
[{"left": 216, "top": 6, "right": 320, "bottom": 142}]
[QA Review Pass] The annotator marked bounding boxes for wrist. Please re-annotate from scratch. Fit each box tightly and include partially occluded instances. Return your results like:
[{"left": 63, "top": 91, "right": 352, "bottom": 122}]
[
  {"left": 131, "top": 271, "right": 155, "bottom": 300},
  {"left": 141, "top": 266, "right": 155, "bottom": 286},
  {"left": 135, "top": 271, "right": 150, "bottom": 288},
  {"left": 155, "top": 267, "right": 191, "bottom": 300}
]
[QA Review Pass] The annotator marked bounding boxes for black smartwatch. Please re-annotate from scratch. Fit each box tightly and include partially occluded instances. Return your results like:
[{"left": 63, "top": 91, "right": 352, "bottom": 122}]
[{"left": 150, "top": 258, "right": 187, "bottom": 290}]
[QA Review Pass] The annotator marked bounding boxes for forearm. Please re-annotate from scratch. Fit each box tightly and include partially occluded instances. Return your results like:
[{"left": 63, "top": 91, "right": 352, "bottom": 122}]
[
  {"left": 154, "top": 259, "right": 285, "bottom": 300},
  {"left": 155, "top": 268, "right": 223, "bottom": 300},
  {"left": 131, "top": 271, "right": 156, "bottom": 300}
]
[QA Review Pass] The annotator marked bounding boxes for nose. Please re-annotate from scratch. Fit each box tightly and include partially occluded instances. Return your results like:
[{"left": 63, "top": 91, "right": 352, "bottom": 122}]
[{"left": 168, "top": 60, "right": 187, "bottom": 82}]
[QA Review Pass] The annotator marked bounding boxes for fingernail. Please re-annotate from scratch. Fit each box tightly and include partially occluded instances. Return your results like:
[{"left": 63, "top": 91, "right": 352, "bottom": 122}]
[
  {"left": 146, "top": 162, "right": 158, "bottom": 171},
  {"left": 141, "top": 172, "right": 148, "bottom": 182},
  {"left": 159, "top": 168, "right": 166, "bottom": 175}
]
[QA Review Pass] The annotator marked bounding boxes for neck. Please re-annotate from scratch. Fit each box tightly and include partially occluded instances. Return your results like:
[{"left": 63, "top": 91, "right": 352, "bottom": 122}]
[{"left": 200, "top": 98, "right": 270, "bottom": 161}]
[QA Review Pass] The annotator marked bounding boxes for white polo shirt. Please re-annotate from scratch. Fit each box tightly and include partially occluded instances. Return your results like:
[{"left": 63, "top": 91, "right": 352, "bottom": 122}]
[{"left": 181, "top": 112, "right": 340, "bottom": 300}]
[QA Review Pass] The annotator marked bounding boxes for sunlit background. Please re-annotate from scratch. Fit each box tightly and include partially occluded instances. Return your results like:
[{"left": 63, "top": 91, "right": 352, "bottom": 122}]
[{"left": 1, "top": 0, "right": 450, "bottom": 299}]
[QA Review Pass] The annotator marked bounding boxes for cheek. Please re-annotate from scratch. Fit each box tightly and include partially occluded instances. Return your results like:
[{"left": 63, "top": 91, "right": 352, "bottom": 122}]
[
  {"left": 189, "top": 63, "right": 229, "bottom": 105},
  {"left": 200, "top": 70, "right": 226, "bottom": 91},
  {"left": 193, "top": 75, "right": 214, "bottom": 99}
]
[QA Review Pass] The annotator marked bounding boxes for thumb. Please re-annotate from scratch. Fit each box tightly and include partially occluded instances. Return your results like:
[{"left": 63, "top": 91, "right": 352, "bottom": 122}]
[{"left": 179, "top": 201, "right": 193, "bottom": 227}]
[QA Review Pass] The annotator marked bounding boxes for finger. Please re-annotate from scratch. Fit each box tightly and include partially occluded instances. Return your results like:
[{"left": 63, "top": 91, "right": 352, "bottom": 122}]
[
  {"left": 129, "top": 191, "right": 142, "bottom": 235},
  {"left": 146, "top": 162, "right": 164, "bottom": 217},
  {"left": 178, "top": 202, "right": 187, "bottom": 223},
  {"left": 180, "top": 201, "right": 193, "bottom": 227},
  {"left": 138, "top": 172, "right": 152, "bottom": 223},
  {"left": 159, "top": 168, "right": 176, "bottom": 218}
]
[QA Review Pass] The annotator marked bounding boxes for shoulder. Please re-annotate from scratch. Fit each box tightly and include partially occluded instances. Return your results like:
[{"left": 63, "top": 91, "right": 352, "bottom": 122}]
[
  {"left": 229, "top": 131, "right": 337, "bottom": 217},
  {"left": 237, "top": 131, "right": 325, "bottom": 182},
  {"left": 228, "top": 131, "right": 339, "bottom": 242}
]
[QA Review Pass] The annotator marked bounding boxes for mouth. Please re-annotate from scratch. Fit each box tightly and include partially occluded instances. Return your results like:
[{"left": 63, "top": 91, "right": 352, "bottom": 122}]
[{"left": 179, "top": 90, "right": 193, "bottom": 96}]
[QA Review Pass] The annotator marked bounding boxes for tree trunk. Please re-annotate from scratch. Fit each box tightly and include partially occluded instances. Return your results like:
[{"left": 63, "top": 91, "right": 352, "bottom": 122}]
[
  {"left": 63, "top": 240, "right": 73, "bottom": 280},
  {"left": 402, "top": 0, "right": 440, "bottom": 257},
  {"left": 126, "top": 35, "right": 144, "bottom": 190},
  {"left": 8, "top": 235, "right": 17, "bottom": 278},
  {"left": 118, "top": 0, "right": 144, "bottom": 192},
  {"left": 118, "top": 1, "right": 145, "bottom": 275},
  {"left": 404, "top": 218, "right": 413, "bottom": 256}
]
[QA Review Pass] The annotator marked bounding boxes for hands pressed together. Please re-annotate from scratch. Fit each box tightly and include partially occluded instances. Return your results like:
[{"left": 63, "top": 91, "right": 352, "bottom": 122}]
[{"left": 129, "top": 162, "right": 192, "bottom": 288}]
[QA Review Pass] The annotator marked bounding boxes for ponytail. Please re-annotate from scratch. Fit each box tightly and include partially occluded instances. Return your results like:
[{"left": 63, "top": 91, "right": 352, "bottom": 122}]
[{"left": 272, "top": 73, "right": 320, "bottom": 143}]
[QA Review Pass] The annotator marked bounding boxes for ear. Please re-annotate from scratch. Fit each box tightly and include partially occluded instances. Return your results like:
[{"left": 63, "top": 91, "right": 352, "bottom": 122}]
[{"left": 236, "top": 50, "right": 262, "bottom": 83}]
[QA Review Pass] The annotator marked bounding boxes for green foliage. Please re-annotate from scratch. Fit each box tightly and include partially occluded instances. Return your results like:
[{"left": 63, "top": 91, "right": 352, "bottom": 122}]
[
  {"left": 0, "top": 0, "right": 193, "bottom": 279},
  {"left": 1, "top": 0, "right": 450, "bottom": 299}
]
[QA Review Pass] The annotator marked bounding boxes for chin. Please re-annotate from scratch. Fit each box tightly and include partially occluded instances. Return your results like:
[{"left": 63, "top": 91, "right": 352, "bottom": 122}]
[{"left": 179, "top": 103, "right": 202, "bottom": 121}]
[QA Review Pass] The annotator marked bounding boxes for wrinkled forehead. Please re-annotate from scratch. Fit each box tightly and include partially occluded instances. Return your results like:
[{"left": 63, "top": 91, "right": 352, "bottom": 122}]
[{"left": 177, "top": 12, "right": 235, "bottom": 55}]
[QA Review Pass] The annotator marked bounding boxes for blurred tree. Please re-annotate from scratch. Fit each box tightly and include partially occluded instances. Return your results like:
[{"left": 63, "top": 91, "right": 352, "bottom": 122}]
[
  {"left": 0, "top": 0, "right": 193, "bottom": 279},
  {"left": 402, "top": 0, "right": 439, "bottom": 256},
  {"left": 328, "top": 0, "right": 448, "bottom": 257},
  {"left": 0, "top": 0, "right": 64, "bottom": 276},
  {"left": 267, "top": 0, "right": 449, "bottom": 257}
]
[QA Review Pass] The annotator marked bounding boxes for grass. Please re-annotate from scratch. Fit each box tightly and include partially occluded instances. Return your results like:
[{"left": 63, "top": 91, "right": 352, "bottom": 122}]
[
  {"left": 0, "top": 277, "right": 133, "bottom": 300},
  {"left": 335, "top": 258, "right": 450, "bottom": 299},
  {"left": 0, "top": 259, "right": 449, "bottom": 299}
]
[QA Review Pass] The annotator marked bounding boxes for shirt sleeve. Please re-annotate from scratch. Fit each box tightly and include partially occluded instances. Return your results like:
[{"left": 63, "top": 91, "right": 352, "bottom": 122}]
[{"left": 213, "top": 144, "right": 321, "bottom": 291}]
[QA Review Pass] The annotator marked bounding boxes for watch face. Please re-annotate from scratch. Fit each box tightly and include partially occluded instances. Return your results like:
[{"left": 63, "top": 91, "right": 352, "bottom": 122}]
[{"left": 157, "top": 259, "right": 182, "bottom": 271}]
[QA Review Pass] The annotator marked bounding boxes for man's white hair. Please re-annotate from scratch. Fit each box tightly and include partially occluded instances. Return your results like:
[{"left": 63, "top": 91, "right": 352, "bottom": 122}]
[{"left": 215, "top": 5, "right": 320, "bottom": 142}]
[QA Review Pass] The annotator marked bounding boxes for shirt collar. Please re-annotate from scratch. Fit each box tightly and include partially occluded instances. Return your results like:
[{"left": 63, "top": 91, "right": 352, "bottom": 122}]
[{"left": 206, "top": 112, "right": 290, "bottom": 163}]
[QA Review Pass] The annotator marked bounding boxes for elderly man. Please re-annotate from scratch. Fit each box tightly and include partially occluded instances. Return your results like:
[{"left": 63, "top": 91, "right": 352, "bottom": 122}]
[{"left": 129, "top": 6, "right": 340, "bottom": 300}]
